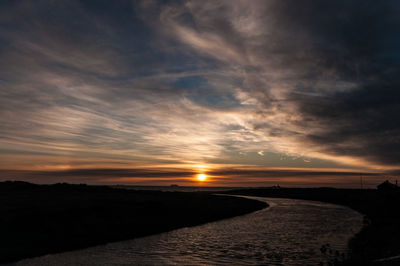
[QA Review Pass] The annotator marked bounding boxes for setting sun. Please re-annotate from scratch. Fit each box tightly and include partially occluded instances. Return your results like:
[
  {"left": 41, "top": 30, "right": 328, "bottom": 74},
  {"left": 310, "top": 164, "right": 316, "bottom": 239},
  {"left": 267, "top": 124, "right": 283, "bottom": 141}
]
[{"left": 196, "top": 174, "right": 207, "bottom": 182}]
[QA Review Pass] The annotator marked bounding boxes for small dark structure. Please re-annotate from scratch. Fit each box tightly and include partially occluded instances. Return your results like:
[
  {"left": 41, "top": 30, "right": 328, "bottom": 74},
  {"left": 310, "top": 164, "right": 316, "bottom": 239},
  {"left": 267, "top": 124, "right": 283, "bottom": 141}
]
[{"left": 377, "top": 180, "right": 399, "bottom": 191}]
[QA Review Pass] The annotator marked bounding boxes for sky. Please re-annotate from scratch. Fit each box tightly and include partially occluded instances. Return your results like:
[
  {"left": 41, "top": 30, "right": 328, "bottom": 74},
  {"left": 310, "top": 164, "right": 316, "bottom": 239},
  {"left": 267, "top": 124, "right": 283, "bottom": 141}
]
[{"left": 1, "top": 0, "right": 400, "bottom": 187}]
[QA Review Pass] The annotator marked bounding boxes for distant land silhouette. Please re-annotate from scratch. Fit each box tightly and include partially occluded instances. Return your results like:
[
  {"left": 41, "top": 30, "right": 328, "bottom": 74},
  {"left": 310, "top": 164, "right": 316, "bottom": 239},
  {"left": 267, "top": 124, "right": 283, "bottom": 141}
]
[{"left": 0, "top": 181, "right": 267, "bottom": 263}]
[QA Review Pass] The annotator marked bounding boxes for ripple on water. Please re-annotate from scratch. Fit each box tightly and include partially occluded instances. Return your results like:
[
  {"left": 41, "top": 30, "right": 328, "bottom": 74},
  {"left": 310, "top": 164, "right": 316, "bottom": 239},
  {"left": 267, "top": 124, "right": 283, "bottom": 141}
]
[{"left": 16, "top": 197, "right": 363, "bottom": 266}]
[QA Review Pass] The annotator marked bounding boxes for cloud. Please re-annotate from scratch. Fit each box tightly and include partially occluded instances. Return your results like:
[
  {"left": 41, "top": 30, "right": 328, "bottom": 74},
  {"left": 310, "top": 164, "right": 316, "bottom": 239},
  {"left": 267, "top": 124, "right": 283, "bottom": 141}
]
[
  {"left": 137, "top": 0, "right": 400, "bottom": 170},
  {"left": 0, "top": 0, "right": 235, "bottom": 168},
  {"left": 0, "top": 167, "right": 384, "bottom": 188},
  {"left": 0, "top": 0, "right": 399, "bottom": 179}
]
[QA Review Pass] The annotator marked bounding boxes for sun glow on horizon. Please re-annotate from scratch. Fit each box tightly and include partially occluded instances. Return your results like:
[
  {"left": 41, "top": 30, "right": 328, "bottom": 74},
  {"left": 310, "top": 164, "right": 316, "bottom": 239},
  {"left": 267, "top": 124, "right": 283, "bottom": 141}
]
[{"left": 196, "top": 174, "right": 207, "bottom": 182}]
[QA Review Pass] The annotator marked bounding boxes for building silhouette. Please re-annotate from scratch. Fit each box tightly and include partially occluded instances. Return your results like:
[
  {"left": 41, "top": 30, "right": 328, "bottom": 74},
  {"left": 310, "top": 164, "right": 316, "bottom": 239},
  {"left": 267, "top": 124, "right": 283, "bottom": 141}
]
[{"left": 377, "top": 180, "right": 399, "bottom": 191}]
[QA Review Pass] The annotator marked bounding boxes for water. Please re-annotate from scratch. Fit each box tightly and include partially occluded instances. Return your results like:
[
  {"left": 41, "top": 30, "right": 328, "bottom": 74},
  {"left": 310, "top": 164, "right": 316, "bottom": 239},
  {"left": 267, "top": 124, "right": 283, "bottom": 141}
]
[{"left": 16, "top": 196, "right": 363, "bottom": 266}]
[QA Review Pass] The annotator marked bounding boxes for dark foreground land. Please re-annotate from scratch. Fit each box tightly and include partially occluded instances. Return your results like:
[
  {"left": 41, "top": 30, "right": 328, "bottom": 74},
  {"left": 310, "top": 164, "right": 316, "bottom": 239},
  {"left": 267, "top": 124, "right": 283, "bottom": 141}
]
[
  {"left": 0, "top": 181, "right": 267, "bottom": 264},
  {"left": 223, "top": 187, "right": 400, "bottom": 265}
]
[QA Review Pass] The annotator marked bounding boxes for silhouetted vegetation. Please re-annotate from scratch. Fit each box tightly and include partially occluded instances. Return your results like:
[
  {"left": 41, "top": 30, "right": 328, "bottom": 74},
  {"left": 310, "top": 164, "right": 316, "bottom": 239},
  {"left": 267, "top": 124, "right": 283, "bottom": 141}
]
[
  {"left": 223, "top": 187, "right": 400, "bottom": 265},
  {"left": 0, "top": 181, "right": 267, "bottom": 263}
]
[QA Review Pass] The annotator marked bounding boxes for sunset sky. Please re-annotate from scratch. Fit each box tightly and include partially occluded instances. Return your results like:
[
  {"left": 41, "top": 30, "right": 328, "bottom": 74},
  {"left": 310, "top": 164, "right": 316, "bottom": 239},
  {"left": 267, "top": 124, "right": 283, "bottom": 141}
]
[{"left": 1, "top": 0, "right": 399, "bottom": 187}]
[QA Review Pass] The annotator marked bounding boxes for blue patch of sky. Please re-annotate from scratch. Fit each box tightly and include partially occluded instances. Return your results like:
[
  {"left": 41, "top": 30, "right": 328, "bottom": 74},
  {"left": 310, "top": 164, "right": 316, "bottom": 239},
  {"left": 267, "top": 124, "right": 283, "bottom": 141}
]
[
  {"left": 172, "top": 76, "right": 204, "bottom": 90},
  {"left": 171, "top": 76, "right": 240, "bottom": 109}
]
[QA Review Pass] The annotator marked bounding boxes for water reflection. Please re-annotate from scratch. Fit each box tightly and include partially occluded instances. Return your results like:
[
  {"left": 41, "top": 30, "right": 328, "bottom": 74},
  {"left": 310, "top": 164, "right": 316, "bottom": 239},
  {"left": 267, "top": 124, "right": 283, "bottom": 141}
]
[{"left": 17, "top": 197, "right": 363, "bottom": 265}]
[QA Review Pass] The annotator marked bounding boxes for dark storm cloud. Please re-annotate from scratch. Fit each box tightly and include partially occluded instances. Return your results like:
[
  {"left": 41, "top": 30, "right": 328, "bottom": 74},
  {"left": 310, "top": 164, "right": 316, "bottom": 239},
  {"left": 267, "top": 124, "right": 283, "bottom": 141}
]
[
  {"left": 144, "top": 0, "right": 400, "bottom": 169},
  {"left": 278, "top": 0, "right": 400, "bottom": 165},
  {"left": 295, "top": 77, "right": 400, "bottom": 165}
]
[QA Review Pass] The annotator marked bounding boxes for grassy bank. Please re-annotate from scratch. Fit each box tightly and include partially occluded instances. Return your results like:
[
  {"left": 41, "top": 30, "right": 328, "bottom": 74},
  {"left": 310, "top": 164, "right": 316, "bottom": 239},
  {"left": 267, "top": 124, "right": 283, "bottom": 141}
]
[
  {"left": 0, "top": 181, "right": 267, "bottom": 264},
  {"left": 222, "top": 187, "right": 400, "bottom": 265}
]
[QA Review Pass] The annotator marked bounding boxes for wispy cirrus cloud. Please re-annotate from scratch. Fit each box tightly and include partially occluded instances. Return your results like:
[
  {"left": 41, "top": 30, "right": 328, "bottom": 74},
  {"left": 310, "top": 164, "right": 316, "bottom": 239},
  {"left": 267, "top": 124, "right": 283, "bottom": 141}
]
[{"left": 0, "top": 0, "right": 399, "bottom": 186}]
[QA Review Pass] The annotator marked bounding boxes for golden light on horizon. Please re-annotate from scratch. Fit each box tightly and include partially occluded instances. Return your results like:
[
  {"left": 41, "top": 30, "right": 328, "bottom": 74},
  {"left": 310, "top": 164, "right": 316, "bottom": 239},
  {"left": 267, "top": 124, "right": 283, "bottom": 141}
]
[{"left": 196, "top": 174, "right": 207, "bottom": 182}]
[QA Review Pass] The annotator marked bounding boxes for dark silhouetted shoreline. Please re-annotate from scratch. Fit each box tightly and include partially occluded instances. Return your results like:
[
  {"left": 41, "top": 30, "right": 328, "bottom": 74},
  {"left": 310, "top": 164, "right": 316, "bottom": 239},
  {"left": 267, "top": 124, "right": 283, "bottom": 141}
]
[
  {"left": 222, "top": 187, "right": 400, "bottom": 265},
  {"left": 0, "top": 181, "right": 267, "bottom": 264}
]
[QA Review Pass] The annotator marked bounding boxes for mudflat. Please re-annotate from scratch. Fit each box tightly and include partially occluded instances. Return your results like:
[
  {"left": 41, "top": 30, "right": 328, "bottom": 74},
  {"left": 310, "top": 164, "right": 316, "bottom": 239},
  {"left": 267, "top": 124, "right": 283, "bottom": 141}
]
[{"left": 0, "top": 181, "right": 267, "bottom": 264}]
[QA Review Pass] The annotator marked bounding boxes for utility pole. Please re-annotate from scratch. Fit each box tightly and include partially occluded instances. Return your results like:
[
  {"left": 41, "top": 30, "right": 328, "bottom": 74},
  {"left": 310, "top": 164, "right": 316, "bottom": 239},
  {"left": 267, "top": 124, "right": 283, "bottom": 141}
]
[{"left": 360, "top": 175, "right": 363, "bottom": 189}]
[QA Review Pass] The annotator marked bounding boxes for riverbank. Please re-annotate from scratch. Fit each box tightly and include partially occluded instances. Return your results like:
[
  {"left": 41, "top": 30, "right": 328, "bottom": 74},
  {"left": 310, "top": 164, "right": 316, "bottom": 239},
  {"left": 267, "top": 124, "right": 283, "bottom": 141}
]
[
  {"left": 0, "top": 181, "right": 267, "bottom": 264},
  {"left": 15, "top": 196, "right": 360, "bottom": 266},
  {"left": 222, "top": 187, "right": 400, "bottom": 265}
]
